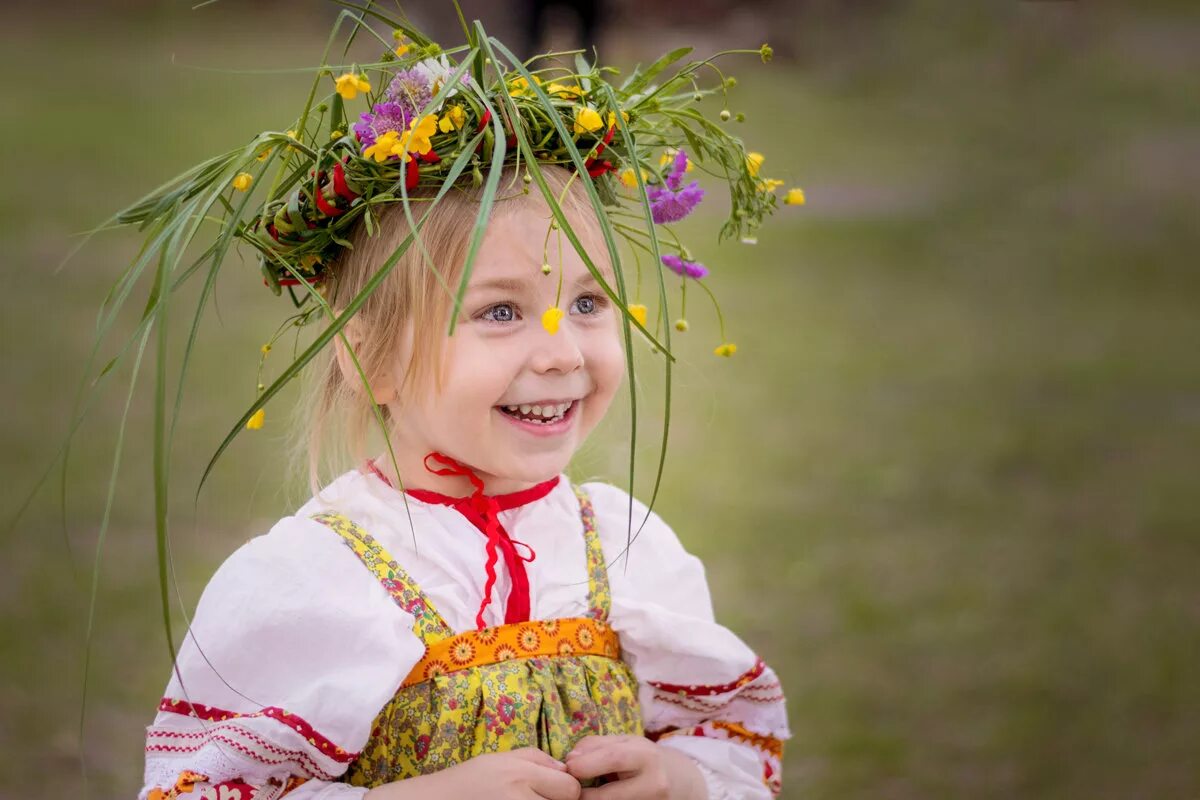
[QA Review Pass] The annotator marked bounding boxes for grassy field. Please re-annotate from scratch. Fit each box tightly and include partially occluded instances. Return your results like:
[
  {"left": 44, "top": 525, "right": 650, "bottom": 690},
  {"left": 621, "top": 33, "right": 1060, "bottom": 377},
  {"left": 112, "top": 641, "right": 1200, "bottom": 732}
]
[{"left": 2, "top": 3, "right": 1198, "bottom": 798}]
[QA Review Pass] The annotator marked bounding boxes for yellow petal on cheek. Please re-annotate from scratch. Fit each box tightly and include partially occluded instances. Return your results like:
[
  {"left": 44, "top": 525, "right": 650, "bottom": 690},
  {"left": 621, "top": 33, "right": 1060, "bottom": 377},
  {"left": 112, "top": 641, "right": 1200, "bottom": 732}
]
[{"left": 541, "top": 306, "right": 564, "bottom": 335}]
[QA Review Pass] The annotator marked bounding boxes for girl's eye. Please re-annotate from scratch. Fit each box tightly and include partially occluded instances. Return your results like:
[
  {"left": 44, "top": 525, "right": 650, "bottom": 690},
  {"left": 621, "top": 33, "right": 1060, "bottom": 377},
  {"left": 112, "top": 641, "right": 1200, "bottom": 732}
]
[
  {"left": 480, "top": 303, "right": 518, "bottom": 323},
  {"left": 571, "top": 294, "right": 605, "bottom": 315}
]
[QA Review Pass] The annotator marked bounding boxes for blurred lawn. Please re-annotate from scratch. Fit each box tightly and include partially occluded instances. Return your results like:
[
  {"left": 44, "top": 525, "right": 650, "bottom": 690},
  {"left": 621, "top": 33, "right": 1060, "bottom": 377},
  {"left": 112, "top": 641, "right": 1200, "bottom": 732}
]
[{"left": 2, "top": 3, "right": 1199, "bottom": 798}]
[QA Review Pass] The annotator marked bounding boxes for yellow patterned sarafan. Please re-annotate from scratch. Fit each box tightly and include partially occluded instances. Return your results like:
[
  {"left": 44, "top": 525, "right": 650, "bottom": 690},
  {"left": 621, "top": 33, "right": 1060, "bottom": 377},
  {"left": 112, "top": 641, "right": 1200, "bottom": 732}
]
[{"left": 310, "top": 485, "right": 643, "bottom": 787}]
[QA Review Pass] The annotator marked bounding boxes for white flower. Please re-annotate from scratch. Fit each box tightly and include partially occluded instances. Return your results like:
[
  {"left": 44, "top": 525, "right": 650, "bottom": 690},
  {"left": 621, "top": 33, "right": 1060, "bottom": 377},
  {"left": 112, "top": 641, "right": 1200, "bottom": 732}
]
[{"left": 412, "top": 55, "right": 470, "bottom": 100}]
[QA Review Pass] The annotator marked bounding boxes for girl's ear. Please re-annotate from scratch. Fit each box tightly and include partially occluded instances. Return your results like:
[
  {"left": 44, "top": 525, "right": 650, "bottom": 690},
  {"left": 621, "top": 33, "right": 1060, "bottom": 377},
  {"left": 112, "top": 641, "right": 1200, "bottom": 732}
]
[{"left": 333, "top": 315, "right": 398, "bottom": 404}]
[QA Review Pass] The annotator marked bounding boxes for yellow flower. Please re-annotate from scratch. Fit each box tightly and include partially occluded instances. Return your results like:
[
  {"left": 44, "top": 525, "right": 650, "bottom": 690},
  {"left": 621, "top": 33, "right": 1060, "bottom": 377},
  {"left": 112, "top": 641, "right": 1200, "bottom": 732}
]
[
  {"left": 330, "top": 130, "right": 343, "bottom": 140},
  {"left": 573, "top": 106, "right": 604, "bottom": 135},
  {"left": 400, "top": 114, "right": 439, "bottom": 159},
  {"left": 547, "top": 82, "right": 583, "bottom": 99},
  {"left": 255, "top": 148, "right": 271, "bottom": 162},
  {"left": 260, "top": 343, "right": 272, "bottom": 355},
  {"left": 438, "top": 104, "right": 466, "bottom": 133},
  {"left": 619, "top": 167, "right": 648, "bottom": 189},
  {"left": 784, "top": 187, "right": 806, "bottom": 205},
  {"left": 541, "top": 306, "right": 564, "bottom": 335},
  {"left": 675, "top": 319, "right": 689, "bottom": 332},
  {"left": 714, "top": 343, "right": 738, "bottom": 357},
  {"left": 508, "top": 75, "right": 543, "bottom": 96},
  {"left": 246, "top": 408, "right": 265, "bottom": 430},
  {"left": 394, "top": 40, "right": 410, "bottom": 57},
  {"left": 231, "top": 172, "right": 253, "bottom": 192},
  {"left": 285, "top": 129, "right": 300, "bottom": 153},
  {"left": 628, "top": 303, "right": 647, "bottom": 327},
  {"left": 363, "top": 130, "right": 402, "bottom": 163},
  {"left": 334, "top": 72, "right": 371, "bottom": 101},
  {"left": 759, "top": 178, "right": 784, "bottom": 192},
  {"left": 606, "top": 109, "right": 630, "bottom": 128},
  {"left": 659, "top": 148, "right": 694, "bottom": 172},
  {"left": 746, "top": 152, "right": 764, "bottom": 177}
]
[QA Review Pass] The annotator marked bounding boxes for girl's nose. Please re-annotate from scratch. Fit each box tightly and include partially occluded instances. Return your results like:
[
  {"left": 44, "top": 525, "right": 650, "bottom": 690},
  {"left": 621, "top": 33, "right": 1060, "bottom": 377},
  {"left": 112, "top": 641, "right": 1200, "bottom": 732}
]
[{"left": 530, "top": 318, "right": 585, "bottom": 374}]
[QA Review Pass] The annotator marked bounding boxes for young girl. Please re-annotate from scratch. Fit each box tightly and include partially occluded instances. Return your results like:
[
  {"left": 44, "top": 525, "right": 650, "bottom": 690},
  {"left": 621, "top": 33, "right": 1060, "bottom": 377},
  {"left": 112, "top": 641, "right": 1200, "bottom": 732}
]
[{"left": 102, "top": 13, "right": 799, "bottom": 800}]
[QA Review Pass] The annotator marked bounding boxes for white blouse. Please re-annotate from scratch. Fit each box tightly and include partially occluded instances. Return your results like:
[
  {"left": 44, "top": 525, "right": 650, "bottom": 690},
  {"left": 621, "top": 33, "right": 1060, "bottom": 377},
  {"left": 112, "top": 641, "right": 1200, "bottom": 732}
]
[{"left": 140, "top": 469, "right": 789, "bottom": 800}]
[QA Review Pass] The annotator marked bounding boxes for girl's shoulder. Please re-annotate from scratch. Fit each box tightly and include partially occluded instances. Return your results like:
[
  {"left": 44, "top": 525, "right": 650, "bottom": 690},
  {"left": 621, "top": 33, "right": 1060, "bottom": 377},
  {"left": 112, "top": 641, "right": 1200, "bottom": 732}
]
[{"left": 574, "top": 478, "right": 705, "bottom": 576}]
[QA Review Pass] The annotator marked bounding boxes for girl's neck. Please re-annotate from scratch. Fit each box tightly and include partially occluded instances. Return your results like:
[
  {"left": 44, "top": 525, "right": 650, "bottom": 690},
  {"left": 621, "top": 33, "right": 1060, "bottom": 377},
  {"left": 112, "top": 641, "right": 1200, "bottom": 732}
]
[{"left": 365, "top": 451, "right": 546, "bottom": 498}]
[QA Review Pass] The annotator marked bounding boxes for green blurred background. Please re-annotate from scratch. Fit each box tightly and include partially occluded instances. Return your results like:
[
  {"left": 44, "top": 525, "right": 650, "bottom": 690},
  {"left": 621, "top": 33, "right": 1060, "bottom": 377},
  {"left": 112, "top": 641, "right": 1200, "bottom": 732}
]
[{"left": 2, "top": 1, "right": 1198, "bottom": 797}]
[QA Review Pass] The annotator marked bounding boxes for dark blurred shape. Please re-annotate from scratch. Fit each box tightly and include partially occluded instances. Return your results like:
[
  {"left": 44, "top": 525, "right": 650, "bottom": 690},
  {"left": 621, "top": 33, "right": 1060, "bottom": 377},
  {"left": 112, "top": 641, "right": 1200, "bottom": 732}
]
[{"left": 519, "top": 0, "right": 605, "bottom": 58}]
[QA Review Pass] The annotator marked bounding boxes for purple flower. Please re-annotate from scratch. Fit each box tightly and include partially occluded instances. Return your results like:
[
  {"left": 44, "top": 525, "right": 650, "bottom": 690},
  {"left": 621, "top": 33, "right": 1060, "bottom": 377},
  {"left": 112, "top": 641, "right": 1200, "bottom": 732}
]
[
  {"left": 353, "top": 101, "right": 413, "bottom": 149},
  {"left": 661, "top": 253, "right": 709, "bottom": 279},
  {"left": 647, "top": 149, "right": 704, "bottom": 224},
  {"left": 386, "top": 68, "right": 433, "bottom": 114}
]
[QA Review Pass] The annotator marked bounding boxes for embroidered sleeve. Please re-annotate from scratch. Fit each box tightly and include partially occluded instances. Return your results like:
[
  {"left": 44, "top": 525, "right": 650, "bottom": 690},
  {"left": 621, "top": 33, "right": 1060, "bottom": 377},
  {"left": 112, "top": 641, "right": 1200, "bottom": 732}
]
[
  {"left": 583, "top": 482, "right": 791, "bottom": 799},
  {"left": 140, "top": 516, "right": 425, "bottom": 800}
]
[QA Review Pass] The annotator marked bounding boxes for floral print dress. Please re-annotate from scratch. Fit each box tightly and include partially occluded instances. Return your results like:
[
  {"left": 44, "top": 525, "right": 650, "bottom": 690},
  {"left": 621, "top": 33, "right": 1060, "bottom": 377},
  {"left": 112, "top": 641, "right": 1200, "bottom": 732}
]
[{"left": 309, "top": 486, "right": 643, "bottom": 786}]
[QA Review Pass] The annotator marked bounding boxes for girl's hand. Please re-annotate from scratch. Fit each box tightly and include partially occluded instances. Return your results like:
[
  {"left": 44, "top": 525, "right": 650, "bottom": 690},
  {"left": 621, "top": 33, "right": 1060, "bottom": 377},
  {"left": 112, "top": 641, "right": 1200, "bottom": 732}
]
[
  {"left": 364, "top": 747, "right": 582, "bottom": 800},
  {"left": 563, "top": 735, "right": 706, "bottom": 800}
]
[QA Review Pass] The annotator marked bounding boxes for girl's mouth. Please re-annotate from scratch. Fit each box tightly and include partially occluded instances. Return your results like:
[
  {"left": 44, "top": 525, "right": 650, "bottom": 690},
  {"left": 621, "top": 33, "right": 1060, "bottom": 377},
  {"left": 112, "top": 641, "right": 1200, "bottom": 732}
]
[{"left": 495, "top": 399, "right": 579, "bottom": 435}]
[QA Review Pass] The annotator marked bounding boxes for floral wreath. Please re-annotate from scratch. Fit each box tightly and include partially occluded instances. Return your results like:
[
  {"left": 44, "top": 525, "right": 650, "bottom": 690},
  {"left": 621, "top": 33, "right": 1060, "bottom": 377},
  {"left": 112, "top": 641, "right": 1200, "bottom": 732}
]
[{"left": 62, "top": 4, "right": 806, "bottom": 536}]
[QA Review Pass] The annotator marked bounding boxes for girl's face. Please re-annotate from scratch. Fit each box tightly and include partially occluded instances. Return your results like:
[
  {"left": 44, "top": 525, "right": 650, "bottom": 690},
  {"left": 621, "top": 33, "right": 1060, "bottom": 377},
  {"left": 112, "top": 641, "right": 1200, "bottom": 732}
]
[{"left": 386, "top": 202, "right": 625, "bottom": 493}]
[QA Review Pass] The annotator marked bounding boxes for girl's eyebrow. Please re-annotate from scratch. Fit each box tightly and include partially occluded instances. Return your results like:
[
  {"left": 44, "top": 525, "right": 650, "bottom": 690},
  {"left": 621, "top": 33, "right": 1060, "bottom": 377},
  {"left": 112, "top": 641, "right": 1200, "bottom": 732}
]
[{"left": 467, "top": 276, "right": 529, "bottom": 293}]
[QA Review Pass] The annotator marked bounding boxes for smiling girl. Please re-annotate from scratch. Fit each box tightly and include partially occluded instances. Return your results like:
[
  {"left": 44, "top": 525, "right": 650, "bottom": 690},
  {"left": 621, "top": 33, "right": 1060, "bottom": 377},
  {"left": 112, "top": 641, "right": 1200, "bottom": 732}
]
[{"left": 82, "top": 13, "right": 799, "bottom": 800}]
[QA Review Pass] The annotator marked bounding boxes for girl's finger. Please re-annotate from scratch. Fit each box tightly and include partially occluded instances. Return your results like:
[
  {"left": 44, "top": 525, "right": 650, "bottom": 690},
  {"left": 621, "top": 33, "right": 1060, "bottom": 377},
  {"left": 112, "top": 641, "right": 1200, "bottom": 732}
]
[
  {"left": 508, "top": 747, "right": 569, "bottom": 770},
  {"left": 563, "top": 743, "right": 644, "bottom": 781},
  {"left": 526, "top": 762, "right": 585, "bottom": 800}
]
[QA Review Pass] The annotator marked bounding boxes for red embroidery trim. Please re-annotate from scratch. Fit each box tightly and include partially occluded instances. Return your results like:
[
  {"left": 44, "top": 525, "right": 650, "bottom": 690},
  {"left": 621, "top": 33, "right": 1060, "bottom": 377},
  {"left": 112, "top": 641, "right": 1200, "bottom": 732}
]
[
  {"left": 648, "top": 657, "right": 767, "bottom": 696},
  {"left": 146, "top": 733, "right": 338, "bottom": 782},
  {"left": 157, "top": 698, "right": 355, "bottom": 764}
]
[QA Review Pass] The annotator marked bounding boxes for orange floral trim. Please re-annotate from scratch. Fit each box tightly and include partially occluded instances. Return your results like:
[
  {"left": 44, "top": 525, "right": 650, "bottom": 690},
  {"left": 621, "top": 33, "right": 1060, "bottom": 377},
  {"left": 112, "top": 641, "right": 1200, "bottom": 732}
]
[{"left": 401, "top": 616, "right": 620, "bottom": 688}]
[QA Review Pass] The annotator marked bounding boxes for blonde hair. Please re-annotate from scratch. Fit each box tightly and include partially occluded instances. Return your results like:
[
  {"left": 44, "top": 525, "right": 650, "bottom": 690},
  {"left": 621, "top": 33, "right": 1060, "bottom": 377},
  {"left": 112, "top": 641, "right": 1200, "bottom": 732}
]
[{"left": 290, "top": 165, "right": 607, "bottom": 497}]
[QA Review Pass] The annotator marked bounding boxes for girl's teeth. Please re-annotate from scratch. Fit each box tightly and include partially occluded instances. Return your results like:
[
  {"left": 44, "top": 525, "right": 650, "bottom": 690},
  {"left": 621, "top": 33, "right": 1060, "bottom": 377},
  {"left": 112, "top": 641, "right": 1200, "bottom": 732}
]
[{"left": 520, "top": 404, "right": 532, "bottom": 414}]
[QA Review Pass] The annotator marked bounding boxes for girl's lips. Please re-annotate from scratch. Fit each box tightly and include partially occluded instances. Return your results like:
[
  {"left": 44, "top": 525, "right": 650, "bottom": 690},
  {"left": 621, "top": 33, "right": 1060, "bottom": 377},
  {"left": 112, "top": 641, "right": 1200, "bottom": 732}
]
[{"left": 495, "top": 399, "right": 580, "bottom": 437}]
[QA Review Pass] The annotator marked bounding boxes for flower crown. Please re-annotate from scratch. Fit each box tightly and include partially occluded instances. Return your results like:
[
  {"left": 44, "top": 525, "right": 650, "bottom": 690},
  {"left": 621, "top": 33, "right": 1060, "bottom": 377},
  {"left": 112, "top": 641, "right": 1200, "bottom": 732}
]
[{"left": 108, "top": 7, "right": 802, "bottom": 452}]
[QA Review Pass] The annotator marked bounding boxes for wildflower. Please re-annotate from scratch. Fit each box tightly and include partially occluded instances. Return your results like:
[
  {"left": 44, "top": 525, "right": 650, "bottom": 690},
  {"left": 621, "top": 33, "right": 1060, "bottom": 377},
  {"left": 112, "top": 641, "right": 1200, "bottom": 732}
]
[
  {"left": 647, "top": 149, "right": 705, "bottom": 224},
  {"left": 573, "top": 106, "right": 604, "bottom": 135},
  {"left": 714, "top": 343, "right": 738, "bottom": 357},
  {"left": 260, "top": 343, "right": 272, "bottom": 355},
  {"left": 547, "top": 82, "right": 583, "bottom": 98},
  {"left": 658, "top": 148, "right": 693, "bottom": 173},
  {"left": 285, "top": 129, "right": 300, "bottom": 152},
  {"left": 628, "top": 303, "right": 647, "bottom": 327},
  {"left": 246, "top": 408, "right": 265, "bottom": 430},
  {"left": 784, "top": 187, "right": 806, "bottom": 205},
  {"left": 660, "top": 253, "right": 709, "bottom": 279},
  {"left": 606, "top": 109, "right": 629, "bottom": 128},
  {"left": 386, "top": 67, "right": 433, "bottom": 114},
  {"left": 619, "top": 167, "right": 648, "bottom": 189},
  {"left": 393, "top": 31, "right": 410, "bottom": 58},
  {"left": 363, "top": 130, "right": 403, "bottom": 162},
  {"left": 330, "top": 130, "right": 343, "bottom": 140},
  {"left": 231, "top": 172, "right": 253, "bottom": 192},
  {"left": 508, "top": 75, "right": 543, "bottom": 96},
  {"left": 675, "top": 319, "right": 689, "bottom": 332},
  {"left": 719, "top": 109, "right": 731, "bottom": 122},
  {"left": 354, "top": 101, "right": 412, "bottom": 150},
  {"left": 759, "top": 43, "right": 773, "bottom": 63},
  {"left": 412, "top": 55, "right": 471, "bottom": 98},
  {"left": 334, "top": 72, "right": 371, "bottom": 101},
  {"left": 255, "top": 148, "right": 271, "bottom": 162},
  {"left": 746, "top": 152, "right": 764, "bottom": 177},
  {"left": 400, "top": 114, "right": 439, "bottom": 159},
  {"left": 541, "top": 306, "right": 564, "bottom": 335},
  {"left": 759, "top": 178, "right": 784, "bottom": 192},
  {"left": 438, "top": 104, "right": 466, "bottom": 132}
]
